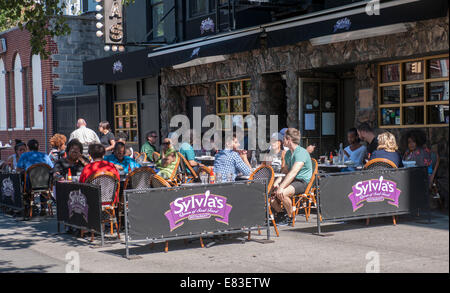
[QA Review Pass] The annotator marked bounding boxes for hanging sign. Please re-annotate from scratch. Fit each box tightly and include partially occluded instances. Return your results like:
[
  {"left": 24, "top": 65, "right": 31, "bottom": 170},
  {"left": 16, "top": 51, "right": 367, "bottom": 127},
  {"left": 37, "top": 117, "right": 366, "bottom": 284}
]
[{"left": 104, "top": 0, "right": 125, "bottom": 45}]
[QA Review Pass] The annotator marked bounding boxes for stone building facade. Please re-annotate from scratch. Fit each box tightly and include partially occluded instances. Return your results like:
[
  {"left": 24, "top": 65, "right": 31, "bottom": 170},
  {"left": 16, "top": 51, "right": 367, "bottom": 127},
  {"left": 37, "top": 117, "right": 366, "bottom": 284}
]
[{"left": 159, "top": 15, "right": 449, "bottom": 159}]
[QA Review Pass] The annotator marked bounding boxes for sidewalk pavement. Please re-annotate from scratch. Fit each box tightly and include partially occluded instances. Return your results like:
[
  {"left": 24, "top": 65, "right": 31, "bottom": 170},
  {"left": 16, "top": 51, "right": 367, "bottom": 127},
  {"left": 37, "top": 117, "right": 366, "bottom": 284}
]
[{"left": 0, "top": 209, "right": 448, "bottom": 273}]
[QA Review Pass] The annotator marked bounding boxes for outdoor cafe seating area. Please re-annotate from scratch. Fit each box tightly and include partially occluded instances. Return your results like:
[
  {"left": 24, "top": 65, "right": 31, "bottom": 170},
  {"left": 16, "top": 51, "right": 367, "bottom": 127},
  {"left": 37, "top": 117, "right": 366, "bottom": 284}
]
[{"left": 0, "top": 137, "right": 440, "bottom": 256}]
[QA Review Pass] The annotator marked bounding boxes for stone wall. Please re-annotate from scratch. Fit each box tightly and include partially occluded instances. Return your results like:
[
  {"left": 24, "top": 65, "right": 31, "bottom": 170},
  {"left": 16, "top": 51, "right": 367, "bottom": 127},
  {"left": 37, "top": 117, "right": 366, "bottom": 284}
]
[
  {"left": 160, "top": 15, "right": 449, "bottom": 150},
  {"left": 52, "top": 13, "right": 113, "bottom": 96}
]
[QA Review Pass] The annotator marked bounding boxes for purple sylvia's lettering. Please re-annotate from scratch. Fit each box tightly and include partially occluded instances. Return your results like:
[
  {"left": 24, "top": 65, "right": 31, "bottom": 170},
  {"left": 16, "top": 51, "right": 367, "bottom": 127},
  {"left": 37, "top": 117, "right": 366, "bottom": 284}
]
[
  {"left": 348, "top": 176, "right": 401, "bottom": 212},
  {"left": 165, "top": 190, "right": 232, "bottom": 231}
]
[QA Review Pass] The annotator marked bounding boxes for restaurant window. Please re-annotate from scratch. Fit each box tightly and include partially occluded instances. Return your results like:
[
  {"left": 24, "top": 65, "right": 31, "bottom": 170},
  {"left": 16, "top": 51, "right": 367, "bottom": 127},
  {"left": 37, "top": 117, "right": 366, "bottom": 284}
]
[
  {"left": 188, "top": 0, "right": 216, "bottom": 18},
  {"left": 114, "top": 101, "right": 139, "bottom": 147},
  {"left": 151, "top": 0, "right": 165, "bottom": 39},
  {"left": 216, "top": 79, "right": 251, "bottom": 129},
  {"left": 378, "top": 54, "right": 449, "bottom": 128}
]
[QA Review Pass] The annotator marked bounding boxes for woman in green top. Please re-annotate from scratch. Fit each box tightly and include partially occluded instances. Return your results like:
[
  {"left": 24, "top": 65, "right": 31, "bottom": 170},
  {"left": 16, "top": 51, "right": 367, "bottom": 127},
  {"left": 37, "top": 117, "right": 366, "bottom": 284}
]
[{"left": 155, "top": 138, "right": 178, "bottom": 179}]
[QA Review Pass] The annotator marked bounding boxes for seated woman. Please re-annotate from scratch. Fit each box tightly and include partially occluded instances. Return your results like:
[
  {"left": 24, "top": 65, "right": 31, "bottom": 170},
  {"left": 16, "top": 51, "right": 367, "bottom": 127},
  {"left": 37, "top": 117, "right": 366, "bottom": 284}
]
[
  {"left": 402, "top": 129, "right": 433, "bottom": 168},
  {"left": 342, "top": 128, "right": 367, "bottom": 171},
  {"left": 371, "top": 132, "right": 403, "bottom": 168},
  {"left": 262, "top": 132, "right": 286, "bottom": 173},
  {"left": 53, "top": 139, "right": 90, "bottom": 181},
  {"left": 155, "top": 138, "right": 178, "bottom": 180},
  {"left": 48, "top": 134, "right": 67, "bottom": 164},
  {"left": 5, "top": 139, "right": 27, "bottom": 171}
]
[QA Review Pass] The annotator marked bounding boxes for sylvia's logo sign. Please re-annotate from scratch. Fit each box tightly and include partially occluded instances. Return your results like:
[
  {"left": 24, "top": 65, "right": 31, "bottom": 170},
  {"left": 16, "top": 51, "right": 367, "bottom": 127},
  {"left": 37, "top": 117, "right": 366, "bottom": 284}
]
[
  {"left": 333, "top": 17, "right": 351, "bottom": 32},
  {"left": 2, "top": 177, "right": 15, "bottom": 204},
  {"left": 165, "top": 190, "right": 232, "bottom": 231},
  {"left": 348, "top": 176, "right": 401, "bottom": 212},
  {"left": 68, "top": 189, "right": 89, "bottom": 223}
]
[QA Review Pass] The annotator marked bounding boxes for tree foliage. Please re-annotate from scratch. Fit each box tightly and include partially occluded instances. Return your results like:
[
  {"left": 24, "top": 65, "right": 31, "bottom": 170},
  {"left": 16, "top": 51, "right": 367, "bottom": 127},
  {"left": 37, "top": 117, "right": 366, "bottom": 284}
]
[{"left": 0, "top": 0, "right": 71, "bottom": 59}]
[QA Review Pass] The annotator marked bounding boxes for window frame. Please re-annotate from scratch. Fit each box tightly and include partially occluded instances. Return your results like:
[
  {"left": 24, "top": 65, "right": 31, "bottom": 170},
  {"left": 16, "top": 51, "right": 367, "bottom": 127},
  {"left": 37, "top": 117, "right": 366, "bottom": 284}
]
[
  {"left": 150, "top": 0, "right": 165, "bottom": 40},
  {"left": 216, "top": 78, "right": 251, "bottom": 130},
  {"left": 377, "top": 54, "right": 449, "bottom": 128},
  {"left": 113, "top": 101, "right": 139, "bottom": 146}
]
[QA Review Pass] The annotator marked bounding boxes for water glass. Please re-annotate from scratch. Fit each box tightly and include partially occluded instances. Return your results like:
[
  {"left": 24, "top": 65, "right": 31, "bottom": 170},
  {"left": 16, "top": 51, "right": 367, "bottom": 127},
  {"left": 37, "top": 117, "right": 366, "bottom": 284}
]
[
  {"left": 200, "top": 173, "right": 208, "bottom": 184},
  {"left": 216, "top": 173, "right": 222, "bottom": 184},
  {"left": 227, "top": 173, "right": 234, "bottom": 182}
]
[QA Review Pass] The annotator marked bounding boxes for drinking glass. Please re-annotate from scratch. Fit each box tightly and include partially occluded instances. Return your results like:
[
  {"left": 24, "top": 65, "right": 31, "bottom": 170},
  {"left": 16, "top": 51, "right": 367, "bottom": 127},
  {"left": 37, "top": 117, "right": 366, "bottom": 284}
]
[
  {"left": 200, "top": 173, "right": 208, "bottom": 184},
  {"left": 227, "top": 173, "right": 234, "bottom": 182}
]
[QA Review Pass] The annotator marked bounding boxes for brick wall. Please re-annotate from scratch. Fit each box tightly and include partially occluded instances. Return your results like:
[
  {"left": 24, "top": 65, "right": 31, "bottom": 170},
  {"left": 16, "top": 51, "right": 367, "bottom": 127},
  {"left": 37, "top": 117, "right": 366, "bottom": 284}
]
[{"left": 0, "top": 28, "right": 54, "bottom": 158}]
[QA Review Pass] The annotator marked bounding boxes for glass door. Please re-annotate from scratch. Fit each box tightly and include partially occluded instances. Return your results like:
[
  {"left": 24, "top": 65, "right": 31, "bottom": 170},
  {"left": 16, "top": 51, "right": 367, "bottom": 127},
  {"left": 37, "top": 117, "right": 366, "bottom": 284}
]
[{"left": 299, "top": 78, "right": 339, "bottom": 157}]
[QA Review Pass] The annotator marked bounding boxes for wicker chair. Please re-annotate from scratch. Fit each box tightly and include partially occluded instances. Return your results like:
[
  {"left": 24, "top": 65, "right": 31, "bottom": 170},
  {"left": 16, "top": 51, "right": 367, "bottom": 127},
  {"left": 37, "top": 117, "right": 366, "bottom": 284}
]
[
  {"left": 165, "top": 154, "right": 182, "bottom": 187},
  {"left": 123, "top": 167, "right": 156, "bottom": 190},
  {"left": 292, "top": 158, "right": 319, "bottom": 226},
  {"left": 249, "top": 165, "right": 279, "bottom": 237},
  {"left": 86, "top": 171, "right": 121, "bottom": 239},
  {"left": 135, "top": 152, "right": 147, "bottom": 164},
  {"left": 177, "top": 152, "right": 201, "bottom": 183},
  {"left": 364, "top": 157, "right": 398, "bottom": 225},
  {"left": 364, "top": 158, "right": 398, "bottom": 170},
  {"left": 151, "top": 174, "right": 172, "bottom": 188},
  {"left": 23, "top": 163, "right": 54, "bottom": 219}
]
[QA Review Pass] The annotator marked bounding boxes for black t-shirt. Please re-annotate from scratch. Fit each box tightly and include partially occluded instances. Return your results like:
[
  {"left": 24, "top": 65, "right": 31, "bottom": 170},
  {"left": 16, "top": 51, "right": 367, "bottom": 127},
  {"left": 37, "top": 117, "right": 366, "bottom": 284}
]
[
  {"left": 100, "top": 132, "right": 115, "bottom": 155},
  {"left": 367, "top": 137, "right": 379, "bottom": 156},
  {"left": 100, "top": 132, "right": 115, "bottom": 148}
]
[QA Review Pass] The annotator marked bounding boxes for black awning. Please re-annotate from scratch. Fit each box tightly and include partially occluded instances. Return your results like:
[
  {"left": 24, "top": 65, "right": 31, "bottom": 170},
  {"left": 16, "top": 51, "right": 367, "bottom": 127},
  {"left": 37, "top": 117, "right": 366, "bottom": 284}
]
[
  {"left": 83, "top": 48, "right": 157, "bottom": 85},
  {"left": 83, "top": 29, "right": 260, "bottom": 85},
  {"left": 266, "top": 0, "right": 449, "bottom": 48},
  {"left": 147, "top": 29, "right": 261, "bottom": 70}
]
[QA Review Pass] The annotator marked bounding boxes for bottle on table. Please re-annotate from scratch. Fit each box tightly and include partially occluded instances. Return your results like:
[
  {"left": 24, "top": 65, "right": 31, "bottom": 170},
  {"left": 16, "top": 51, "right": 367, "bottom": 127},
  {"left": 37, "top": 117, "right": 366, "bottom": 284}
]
[
  {"left": 67, "top": 168, "right": 72, "bottom": 182},
  {"left": 338, "top": 143, "right": 344, "bottom": 165},
  {"left": 251, "top": 152, "right": 258, "bottom": 169},
  {"left": 329, "top": 152, "right": 334, "bottom": 165},
  {"left": 209, "top": 170, "right": 215, "bottom": 184}
]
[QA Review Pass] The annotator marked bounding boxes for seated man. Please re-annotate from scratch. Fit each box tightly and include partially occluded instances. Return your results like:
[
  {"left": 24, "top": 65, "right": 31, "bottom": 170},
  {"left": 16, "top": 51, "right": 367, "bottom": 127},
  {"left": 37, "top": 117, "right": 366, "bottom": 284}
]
[
  {"left": 16, "top": 139, "right": 54, "bottom": 172},
  {"left": 271, "top": 128, "right": 312, "bottom": 224},
  {"left": 141, "top": 130, "right": 159, "bottom": 162},
  {"left": 214, "top": 133, "right": 251, "bottom": 182},
  {"left": 79, "top": 144, "right": 120, "bottom": 201},
  {"left": 155, "top": 138, "right": 178, "bottom": 180},
  {"left": 104, "top": 142, "right": 141, "bottom": 174},
  {"left": 16, "top": 139, "right": 54, "bottom": 216}
]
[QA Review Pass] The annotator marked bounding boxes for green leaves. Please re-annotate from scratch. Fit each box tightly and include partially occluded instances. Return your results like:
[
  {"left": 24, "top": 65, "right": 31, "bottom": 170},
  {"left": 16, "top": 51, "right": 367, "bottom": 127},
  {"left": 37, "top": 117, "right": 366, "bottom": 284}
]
[{"left": 0, "top": 0, "right": 71, "bottom": 59}]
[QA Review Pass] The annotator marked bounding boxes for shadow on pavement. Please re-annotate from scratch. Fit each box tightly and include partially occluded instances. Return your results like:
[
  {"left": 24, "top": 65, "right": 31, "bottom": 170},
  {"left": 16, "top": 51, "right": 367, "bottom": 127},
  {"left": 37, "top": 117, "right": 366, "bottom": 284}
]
[
  {"left": 285, "top": 210, "right": 449, "bottom": 235},
  {"left": 0, "top": 260, "right": 57, "bottom": 273}
]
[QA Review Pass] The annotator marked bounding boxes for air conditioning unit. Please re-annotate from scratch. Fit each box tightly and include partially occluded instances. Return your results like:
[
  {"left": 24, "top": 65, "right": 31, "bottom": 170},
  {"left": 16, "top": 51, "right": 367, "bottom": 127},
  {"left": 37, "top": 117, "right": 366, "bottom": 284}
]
[{"left": 0, "top": 38, "right": 6, "bottom": 54}]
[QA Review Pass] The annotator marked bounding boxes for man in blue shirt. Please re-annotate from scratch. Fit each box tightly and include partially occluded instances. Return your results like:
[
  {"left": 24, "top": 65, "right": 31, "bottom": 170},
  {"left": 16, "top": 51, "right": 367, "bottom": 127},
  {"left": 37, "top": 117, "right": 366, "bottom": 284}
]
[
  {"left": 214, "top": 133, "right": 251, "bottom": 182},
  {"left": 17, "top": 139, "right": 54, "bottom": 171},
  {"left": 17, "top": 139, "right": 54, "bottom": 217},
  {"left": 104, "top": 142, "right": 141, "bottom": 174}
]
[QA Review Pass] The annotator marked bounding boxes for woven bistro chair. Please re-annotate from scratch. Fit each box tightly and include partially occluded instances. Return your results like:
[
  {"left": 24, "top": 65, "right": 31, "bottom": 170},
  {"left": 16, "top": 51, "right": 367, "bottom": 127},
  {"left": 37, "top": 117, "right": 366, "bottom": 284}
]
[
  {"left": 363, "top": 158, "right": 398, "bottom": 170},
  {"left": 135, "top": 152, "right": 147, "bottom": 164},
  {"left": 86, "top": 171, "right": 121, "bottom": 239},
  {"left": 166, "top": 154, "right": 182, "bottom": 187},
  {"left": 364, "top": 158, "right": 398, "bottom": 225},
  {"left": 23, "top": 163, "right": 54, "bottom": 218},
  {"left": 291, "top": 158, "right": 319, "bottom": 226},
  {"left": 248, "top": 165, "right": 279, "bottom": 238},
  {"left": 151, "top": 174, "right": 172, "bottom": 188},
  {"left": 177, "top": 152, "right": 201, "bottom": 183}
]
